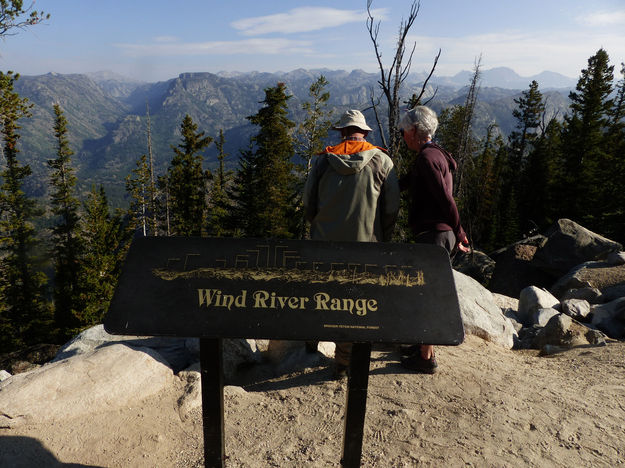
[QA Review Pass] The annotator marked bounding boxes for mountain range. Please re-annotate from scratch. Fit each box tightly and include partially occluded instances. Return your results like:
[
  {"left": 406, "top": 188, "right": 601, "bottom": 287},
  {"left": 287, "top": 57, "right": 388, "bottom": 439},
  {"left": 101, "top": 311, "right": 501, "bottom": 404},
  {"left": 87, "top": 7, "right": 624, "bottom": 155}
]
[{"left": 11, "top": 67, "right": 574, "bottom": 205}]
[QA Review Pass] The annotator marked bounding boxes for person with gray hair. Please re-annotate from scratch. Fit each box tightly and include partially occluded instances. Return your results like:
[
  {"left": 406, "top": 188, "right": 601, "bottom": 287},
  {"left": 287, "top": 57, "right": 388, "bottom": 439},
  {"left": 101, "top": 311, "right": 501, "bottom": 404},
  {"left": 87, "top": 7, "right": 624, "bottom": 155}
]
[{"left": 398, "top": 105, "right": 470, "bottom": 374}]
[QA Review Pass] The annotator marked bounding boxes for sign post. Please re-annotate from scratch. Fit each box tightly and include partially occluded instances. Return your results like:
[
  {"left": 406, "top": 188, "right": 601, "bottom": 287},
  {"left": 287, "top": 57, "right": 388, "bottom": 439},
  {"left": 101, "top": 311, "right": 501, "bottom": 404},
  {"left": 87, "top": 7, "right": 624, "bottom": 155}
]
[{"left": 105, "top": 237, "right": 464, "bottom": 467}]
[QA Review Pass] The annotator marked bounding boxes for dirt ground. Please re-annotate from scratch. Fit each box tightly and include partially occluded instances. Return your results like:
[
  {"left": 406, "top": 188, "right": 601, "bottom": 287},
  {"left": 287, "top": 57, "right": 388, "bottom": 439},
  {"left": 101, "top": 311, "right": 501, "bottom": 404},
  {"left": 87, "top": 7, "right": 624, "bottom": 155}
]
[{"left": 1, "top": 335, "right": 624, "bottom": 467}]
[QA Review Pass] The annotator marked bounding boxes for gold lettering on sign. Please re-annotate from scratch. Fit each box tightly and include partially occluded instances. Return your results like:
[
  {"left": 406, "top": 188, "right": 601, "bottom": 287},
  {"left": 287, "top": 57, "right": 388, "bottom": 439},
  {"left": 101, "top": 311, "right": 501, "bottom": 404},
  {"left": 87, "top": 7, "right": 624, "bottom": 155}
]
[
  {"left": 252, "top": 290, "right": 309, "bottom": 310},
  {"left": 198, "top": 289, "right": 247, "bottom": 310},
  {"left": 312, "top": 292, "right": 378, "bottom": 316}
]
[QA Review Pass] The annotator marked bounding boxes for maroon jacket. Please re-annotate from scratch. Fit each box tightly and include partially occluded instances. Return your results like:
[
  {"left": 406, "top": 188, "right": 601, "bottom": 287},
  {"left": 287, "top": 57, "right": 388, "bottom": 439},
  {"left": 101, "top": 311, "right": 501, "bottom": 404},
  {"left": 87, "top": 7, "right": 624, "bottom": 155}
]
[{"left": 399, "top": 142, "right": 466, "bottom": 242}]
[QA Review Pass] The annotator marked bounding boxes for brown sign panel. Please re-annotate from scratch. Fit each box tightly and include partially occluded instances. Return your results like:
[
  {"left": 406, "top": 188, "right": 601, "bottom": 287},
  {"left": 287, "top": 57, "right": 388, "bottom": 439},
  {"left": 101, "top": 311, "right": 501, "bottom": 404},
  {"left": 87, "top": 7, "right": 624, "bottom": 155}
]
[{"left": 104, "top": 237, "right": 464, "bottom": 345}]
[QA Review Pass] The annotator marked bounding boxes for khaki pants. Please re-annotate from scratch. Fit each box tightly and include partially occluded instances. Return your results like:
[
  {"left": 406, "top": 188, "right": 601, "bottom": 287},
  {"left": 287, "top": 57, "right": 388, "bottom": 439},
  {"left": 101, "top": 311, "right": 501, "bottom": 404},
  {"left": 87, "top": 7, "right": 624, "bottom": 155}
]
[{"left": 335, "top": 342, "right": 352, "bottom": 367}]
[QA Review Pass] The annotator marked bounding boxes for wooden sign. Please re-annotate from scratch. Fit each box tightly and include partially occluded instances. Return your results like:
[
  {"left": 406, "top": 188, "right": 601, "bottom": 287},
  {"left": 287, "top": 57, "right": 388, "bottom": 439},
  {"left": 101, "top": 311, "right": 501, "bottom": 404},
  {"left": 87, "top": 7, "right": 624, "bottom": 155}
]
[{"left": 105, "top": 237, "right": 463, "bottom": 345}]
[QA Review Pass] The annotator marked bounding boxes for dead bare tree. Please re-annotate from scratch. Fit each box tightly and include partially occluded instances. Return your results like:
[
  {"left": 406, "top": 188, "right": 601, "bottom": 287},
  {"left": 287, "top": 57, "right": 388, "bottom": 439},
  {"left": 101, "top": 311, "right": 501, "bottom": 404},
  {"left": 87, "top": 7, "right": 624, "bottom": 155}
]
[
  {"left": 454, "top": 55, "right": 482, "bottom": 199},
  {"left": 366, "top": 0, "right": 439, "bottom": 164}
]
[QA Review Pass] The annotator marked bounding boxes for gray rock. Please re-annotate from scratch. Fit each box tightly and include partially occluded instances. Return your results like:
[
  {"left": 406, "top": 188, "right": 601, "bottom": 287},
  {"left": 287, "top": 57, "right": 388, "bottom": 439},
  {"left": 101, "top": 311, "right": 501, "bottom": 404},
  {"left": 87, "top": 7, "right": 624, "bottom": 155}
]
[
  {"left": 488, "top": 237, "right": 553, "bottom": 298},
  {"left": 518, "top": 286, "right": 560, "bottom": 325},
  {"left": 492, "top": 293, "right": 519, "bottom": 313},
  {"left": 0, "top": 343, "right": 173, "bottom": 428},
  {"left": 453, "top": 270, "right": 517, "bottom": 348},
  {"left": 54, "top": 324, "right": 196, "bottom": 372},
  {"left": 591, "top": 298, "right": 625, "bottom": 339},
  {"left": 54, "top": 325, "right": 262, "bottom": 376},
  {"left": 561, "top": 299, "right": 591, "bottom": 320},
  {"left": 585, "top": 328, "right": 607, "bottom": 346},
  {"left": 0, "top": 370, "right": 11, "bottom": 382},
  {"left": 452, "top": 249, "right": 496, "bottom": 286},
  {"left": 533, "top": 308, "right": 560, "bottom": 327},
  {"left": 607, "top": 251, "right": 625, "bottom": 265},
  {"left": 532, "top": 219, "right": 622, "bottom": 277},
  {"left": 561, "top": 287, "right": 602, "bottom": 303},
  {"left": 532, "top": 314, "right": 605, "bottom": 350},
  {"left": 600, "top": 284, "right": 625, "bottom": 303},
  {"left": 533, "top": 314, "right": 591, "bottom": 349},
  {"left": 550, "top": 260, "right": 623, "bottom": 299}
]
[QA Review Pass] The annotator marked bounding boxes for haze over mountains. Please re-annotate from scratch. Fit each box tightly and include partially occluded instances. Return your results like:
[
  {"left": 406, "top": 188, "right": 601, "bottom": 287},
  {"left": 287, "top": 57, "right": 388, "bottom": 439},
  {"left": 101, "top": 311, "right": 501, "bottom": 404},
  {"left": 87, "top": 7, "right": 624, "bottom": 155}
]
[{"left": 13, "top": 67, "right": 574, "bottom": 205}]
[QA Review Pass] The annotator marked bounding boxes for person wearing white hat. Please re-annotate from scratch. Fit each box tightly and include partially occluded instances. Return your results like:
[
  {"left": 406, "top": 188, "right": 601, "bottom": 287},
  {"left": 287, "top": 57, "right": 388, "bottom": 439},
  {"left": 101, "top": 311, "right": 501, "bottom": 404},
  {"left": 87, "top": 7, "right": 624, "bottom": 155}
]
[{"left": 303, "top": 109, "right": 400, "bottom": 378}]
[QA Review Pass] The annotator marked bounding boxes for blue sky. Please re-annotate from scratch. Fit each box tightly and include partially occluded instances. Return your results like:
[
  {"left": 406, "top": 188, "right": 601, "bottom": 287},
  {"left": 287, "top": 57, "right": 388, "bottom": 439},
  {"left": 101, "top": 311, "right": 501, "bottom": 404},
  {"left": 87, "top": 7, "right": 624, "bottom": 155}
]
[{"left": 1, "top": 0, "right": 624, "bottom": 82}]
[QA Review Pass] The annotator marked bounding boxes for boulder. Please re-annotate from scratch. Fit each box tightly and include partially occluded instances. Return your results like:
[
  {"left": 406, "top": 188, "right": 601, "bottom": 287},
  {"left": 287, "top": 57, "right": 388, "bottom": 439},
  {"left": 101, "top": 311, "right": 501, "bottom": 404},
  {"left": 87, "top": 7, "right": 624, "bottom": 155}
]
[
  {"left": 533, "top": 314, "right": 592, "bottom": 349},
  {"left": 0, "top": 370, "right": 10, "bottom": 382},
  {"left": 591, "top": 298, "right": 625, "bottom": 339},
  {"left": 492, "top": 293, "right": 519, "bottom": 313},
  {"left": 54, "top": 325, "right": 262, "bottom": 378},
  {"left": 607, "top": 251, "right": 625, "bottom": 266},
  {"left": 532, "top": 308, "right": 560, "bottom": 327},
  {"left": 452, "top": 249, "right": 495, "bottom": 286},
  {"left": 54, "top": 324, "right": 197, "bottom": 372},
  {"left": 532, "top": 219, "right": 622, "bottom": 278},
  {"left": 599, "top": 284, "right": 625, "bottom": 303},
  {"left": 453, "top": 270, "right": 517, "bottom": 348},
  {"left": 560, "top": 287, "right": 602, "bottom": 303},
  {"left": 561, "top": 299, "right": 591, "bottom": 320},
  {"left": 0, "top": 343, "right": 173, "bottom": 428},
  {"left": 488, "top": 237, "right": 552, "bottom": 298},
  {"left": 550, "top": 261, "right": 625, "bottom": 299},
  {"left": 518, "top": 286, "right": 560, "bottom": 326}
]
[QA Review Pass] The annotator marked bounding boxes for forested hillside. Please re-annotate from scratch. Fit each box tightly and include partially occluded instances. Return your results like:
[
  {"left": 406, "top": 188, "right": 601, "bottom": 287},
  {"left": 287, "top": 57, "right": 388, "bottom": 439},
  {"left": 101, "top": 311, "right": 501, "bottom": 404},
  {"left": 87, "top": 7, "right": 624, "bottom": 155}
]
[{"left": 13, "top": 69, "right": 571, "bottom": 204}]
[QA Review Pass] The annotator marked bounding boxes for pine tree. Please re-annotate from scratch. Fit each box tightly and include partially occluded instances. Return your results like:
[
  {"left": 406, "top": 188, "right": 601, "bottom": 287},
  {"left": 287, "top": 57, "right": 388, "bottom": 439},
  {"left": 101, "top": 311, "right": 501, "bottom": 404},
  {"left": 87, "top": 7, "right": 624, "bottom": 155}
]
[
  {"left": 206, "top": 129, "right": 232, "bottom": 237},
  {"left": 226, "top": 145, "right": 257, "bottom": 237},
  {"left": 166, "top": 114, "right": 212, "bottom": 236},
  {"left": 0, "top": 71, "right": 50, "bottom": 350},
  {"left": 126, "top": 154, "right": 152, "bottom": 236},
  {"left": 294, "top": 76, "right": 332, "bottom": 239},
  {"left": 510, "top": 80, "right": 545, "bottom": 231},
  {"left": 48, "top": 104, "right": 82, "bottom": 335},
  {"left": 77, "top": 186, "right": 125, "bottom": 329},
  {"left": 560, "top": 48, "right": 614, "bottom": 225},
  {"left": 523, "top": 117, "right": 563, "bottom": 231},
  {"left": 0, "top": 1, "right": 49, "bottom": 36},
  {"left": 242, "top": 83, "right": 296, "bottom": 238}
]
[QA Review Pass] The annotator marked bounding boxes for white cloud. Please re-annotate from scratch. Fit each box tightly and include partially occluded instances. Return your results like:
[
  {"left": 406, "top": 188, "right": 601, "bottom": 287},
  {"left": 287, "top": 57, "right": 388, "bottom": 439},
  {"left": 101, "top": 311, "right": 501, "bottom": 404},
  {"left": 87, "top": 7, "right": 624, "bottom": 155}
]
[
  {"left": 406, "top": 30, "right": 625, "bottom": 78},
  {"left": 579, "top": 10, "right": 625, "bottom": 27},
  {"left": 114, "top": 38, "right": 314, "bottom": 57},
  {"left": 231, "top": 7, "right": 388, "bottom": 36},
  {"left": 153, "top": 36, "right": 179, "bottom": 43}
]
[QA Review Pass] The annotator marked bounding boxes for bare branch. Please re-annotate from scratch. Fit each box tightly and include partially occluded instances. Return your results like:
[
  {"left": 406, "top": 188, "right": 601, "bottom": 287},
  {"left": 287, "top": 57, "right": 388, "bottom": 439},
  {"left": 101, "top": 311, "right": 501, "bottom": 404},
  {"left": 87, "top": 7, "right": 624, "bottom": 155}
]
[{"left": 413, "top": 49, "right": 441, "bottom": 105}]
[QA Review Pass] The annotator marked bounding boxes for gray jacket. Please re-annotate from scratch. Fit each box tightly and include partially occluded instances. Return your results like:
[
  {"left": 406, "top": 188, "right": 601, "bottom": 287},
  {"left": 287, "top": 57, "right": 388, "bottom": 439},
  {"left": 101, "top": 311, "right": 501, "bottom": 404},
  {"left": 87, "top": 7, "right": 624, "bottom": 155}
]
[{"left": 303, "top": 141, "right": 400, "bottom": 242}]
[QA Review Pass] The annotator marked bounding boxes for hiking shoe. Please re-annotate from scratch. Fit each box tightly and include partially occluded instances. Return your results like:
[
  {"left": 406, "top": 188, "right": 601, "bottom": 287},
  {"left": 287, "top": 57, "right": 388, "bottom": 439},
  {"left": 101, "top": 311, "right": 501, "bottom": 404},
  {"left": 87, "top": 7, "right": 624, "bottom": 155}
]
[{"left": 400, "top": 353, "right": 438, "bottom": 374}]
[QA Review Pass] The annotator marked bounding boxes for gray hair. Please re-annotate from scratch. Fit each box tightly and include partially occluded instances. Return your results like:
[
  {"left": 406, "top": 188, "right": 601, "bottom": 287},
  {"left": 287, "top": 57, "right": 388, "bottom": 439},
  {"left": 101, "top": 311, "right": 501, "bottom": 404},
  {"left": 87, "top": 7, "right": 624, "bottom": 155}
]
[{"left": 400, "top": 106, "right": 438, "bottom": 139}]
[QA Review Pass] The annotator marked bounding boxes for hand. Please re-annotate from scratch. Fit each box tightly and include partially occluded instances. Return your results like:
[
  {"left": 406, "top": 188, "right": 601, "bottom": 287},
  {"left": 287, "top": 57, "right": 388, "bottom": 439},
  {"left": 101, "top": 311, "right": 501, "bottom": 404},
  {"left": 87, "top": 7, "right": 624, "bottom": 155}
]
[{"left": 457, "top": 235, "right": 470, "bottom": 253}]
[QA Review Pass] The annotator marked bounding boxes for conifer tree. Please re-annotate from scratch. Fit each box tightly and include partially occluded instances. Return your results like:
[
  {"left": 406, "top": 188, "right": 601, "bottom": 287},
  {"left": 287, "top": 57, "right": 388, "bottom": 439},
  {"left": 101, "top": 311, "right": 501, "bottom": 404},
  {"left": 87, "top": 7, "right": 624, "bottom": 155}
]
[
  {"left": 0, "top": 71, "right": 50, "bottom": 350},
  {"left": 463, "top": 125, "right": 501, "bottom": 249},
  {"left": 226, "top": 145, "right": 256, "bottom": 237},
  {"left": 0, "top": 0, "right": 49, "bottom": 37},
  {"left": 166, "top": 114, "right": 212, "bottom": 236},
  {"left": 510, "top": 81, "right": 545, "bottom": 170},
  {"left": 294, "top": 76, "right": 332, "bottom": 239},
  {"left": 524, "top": 117, "right": 563, "bottom": 229},
  {"left": 48, "top": 104, "right": 82, "bottom": 335},
  {"left": 77, "top": 186, "right": 125, "bottom": 329},
  {"left": 560, "top": 48, "right": 614, "bottom": 225},
  {"left": 126, "top": 154, "right": 153, "bottom": 236},
  {"left": 509, "top": 80, "right": 545, "bottom": 231},
  {"left": 206, "top": 129, "right": 232, "bottom": 237},
  {"left": 242, "top": 83, "right": 296, "bottom": 238}
]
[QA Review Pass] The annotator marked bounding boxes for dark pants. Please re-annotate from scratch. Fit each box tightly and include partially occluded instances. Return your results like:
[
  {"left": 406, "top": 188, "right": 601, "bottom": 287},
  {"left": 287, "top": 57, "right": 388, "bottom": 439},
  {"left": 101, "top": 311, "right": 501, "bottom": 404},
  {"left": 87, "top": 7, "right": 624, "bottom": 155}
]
[{"left": 414, "top": 230, "right": 456, "bottom": 255}]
